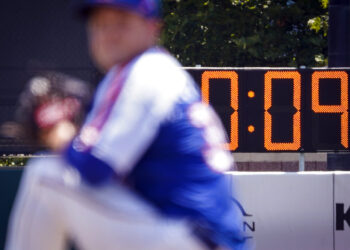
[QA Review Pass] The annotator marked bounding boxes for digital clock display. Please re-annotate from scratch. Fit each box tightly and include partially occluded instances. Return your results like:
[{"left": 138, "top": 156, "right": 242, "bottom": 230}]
[{"left": 187, "top": 68, "right": 350, "bottom": 152}]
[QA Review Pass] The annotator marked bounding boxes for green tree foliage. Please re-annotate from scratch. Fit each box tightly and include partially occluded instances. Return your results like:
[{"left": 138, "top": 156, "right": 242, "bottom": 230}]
[
  {"left": 0, "top": 155, "right": 27, "bottom": 167},
  {"left": 161, "top": 0, "right": 328, "bottom": 67}
]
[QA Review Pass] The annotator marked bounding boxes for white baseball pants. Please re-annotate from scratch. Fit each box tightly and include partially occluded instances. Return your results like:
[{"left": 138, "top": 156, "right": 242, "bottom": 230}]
[{"left": 5, "top": 157, "right": 206, "bottom": 250}]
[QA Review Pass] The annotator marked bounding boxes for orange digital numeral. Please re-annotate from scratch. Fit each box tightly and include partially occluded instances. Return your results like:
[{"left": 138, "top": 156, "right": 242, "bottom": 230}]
[
  {"left": 264, "top": 71, "right": 301, "bottom": 150},
  {"left": 311, "top": 71, "right": 348, "bottom": 148},
  {"left": 202, "top": 71, "right": 238, "bottom": 150}
]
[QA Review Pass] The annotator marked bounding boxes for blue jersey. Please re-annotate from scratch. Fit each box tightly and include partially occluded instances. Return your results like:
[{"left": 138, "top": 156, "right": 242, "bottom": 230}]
[{"left": 65, "top": 47, "right": 246, "bottom": 249}]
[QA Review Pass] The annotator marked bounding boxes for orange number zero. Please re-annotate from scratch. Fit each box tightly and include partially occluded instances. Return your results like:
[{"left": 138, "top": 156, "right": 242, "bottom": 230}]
[
  {"left": 311, "top": 71, "right": 348, "bottom": 148},
  {"left": 202, "top": 71, "right": 238, "bottom": 150},
  {"left": 264, "top": 71, "right": 301, "bottom": 150}
]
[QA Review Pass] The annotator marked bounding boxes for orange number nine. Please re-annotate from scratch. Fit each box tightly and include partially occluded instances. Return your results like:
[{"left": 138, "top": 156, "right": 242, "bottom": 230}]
[
  {"left": 264, "top": 71, "right": 301, "bottom": 150},
  {"left": 311, "top": 71, "right": 348, "bottom": 148},
  {"left": 202, "top": 71, "right": 238, "bottom": 150}
]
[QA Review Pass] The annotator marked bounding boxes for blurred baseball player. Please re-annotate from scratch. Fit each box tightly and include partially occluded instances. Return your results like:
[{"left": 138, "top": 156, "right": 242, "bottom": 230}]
[
  {"left": 64, "top": 0, "right": 246, "bottom": 249},
  {"left": 7, "top": 72, "right": 205, "bottom": 250},
  {"left": 6, "top": 0, "right": 247, "bottom": 249},
  {"left": 9, "top": 72, "right": 92, "bottom": 151}
]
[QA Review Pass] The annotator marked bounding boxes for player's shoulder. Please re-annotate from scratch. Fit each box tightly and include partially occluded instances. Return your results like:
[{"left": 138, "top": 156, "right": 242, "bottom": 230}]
[
  {"left": 123, "top": 47, "right": 200, "bottom": 112},
  {"left": 131, "top": 47, "right": 190, "bottom": 87},
  {"left": 136, "top": 47, "right": 181, "bottom": 70}
]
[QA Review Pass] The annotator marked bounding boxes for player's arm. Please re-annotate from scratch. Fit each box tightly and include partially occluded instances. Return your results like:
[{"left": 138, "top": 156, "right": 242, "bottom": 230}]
[
  {"left": 64, "top": 56, "right": 187, "bottom": 185},
  {"left": 64, "top": 88, "right": 165, "bottom": 185},
  {"left": 63, "top": 93, "right": 162, "bottom": 185},
  {"left": 65, "top": 144, "right": 114, "bottom": 185},
  {"left": 63, "top": 70, "right": 118, "bottom": 185}
]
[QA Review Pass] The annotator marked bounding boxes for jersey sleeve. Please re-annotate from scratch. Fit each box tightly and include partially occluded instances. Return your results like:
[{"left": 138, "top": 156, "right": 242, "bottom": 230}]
[
  {"left": 65, "top": 51, "right": 192, "bottom": 184},
  {"left": 93, "top": 54, "right": 189, "bottom": 174}
]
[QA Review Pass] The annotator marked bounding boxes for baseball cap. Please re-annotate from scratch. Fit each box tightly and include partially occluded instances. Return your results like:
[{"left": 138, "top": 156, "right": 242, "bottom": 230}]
[{"left": 75, "top": 0, "right": 161, "bottom": 19}]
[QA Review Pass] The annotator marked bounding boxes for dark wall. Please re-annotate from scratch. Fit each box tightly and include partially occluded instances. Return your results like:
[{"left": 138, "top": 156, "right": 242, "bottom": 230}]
[
  {"left": 0, "top": 0, "right": 99, "bottom": 153},
  {"left": 0, "top": 168, "right": 23, "bottom": 249},
  {"left": 328, "top": 0, "right": 350, "bottom": 66}
]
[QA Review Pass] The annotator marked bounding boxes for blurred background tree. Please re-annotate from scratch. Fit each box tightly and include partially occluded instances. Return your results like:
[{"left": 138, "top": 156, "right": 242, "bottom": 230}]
[{"left": 161, "top": 0, "right": 329, "bottom": 67}]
